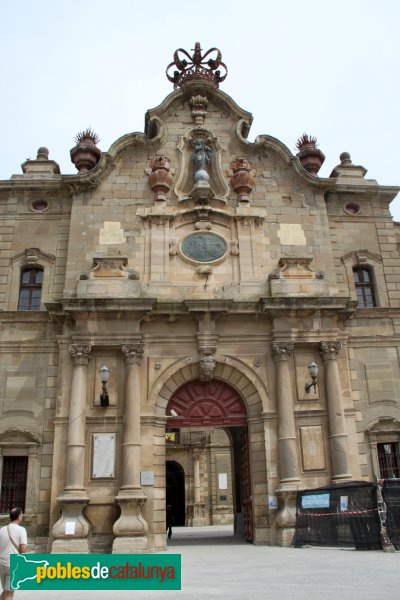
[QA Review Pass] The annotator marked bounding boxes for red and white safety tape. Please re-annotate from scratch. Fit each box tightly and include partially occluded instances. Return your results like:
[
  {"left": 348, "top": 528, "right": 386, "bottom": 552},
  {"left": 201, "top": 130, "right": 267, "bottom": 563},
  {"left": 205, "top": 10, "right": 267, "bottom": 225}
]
[{"left": 297, "top": 508, "right": 378, "bottom": 517}]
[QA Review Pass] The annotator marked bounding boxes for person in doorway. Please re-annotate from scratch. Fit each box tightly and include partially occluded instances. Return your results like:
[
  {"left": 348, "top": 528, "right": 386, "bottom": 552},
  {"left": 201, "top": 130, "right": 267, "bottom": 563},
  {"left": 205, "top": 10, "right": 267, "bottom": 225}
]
[
  {"left": 166, "top": 504, "right": 175, "bottom": 539},
  {"left": 0, "top": 507, "right": 27, "bottom": 600}
]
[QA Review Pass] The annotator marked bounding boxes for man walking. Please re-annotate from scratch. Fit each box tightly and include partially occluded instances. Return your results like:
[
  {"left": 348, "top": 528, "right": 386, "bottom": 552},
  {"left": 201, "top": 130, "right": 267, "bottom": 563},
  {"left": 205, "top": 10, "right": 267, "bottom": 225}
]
[
  {"left": 166, "top": 504, "right": 175, "bottom": 539},
  {"left": 0, "top": 507, "right": 27, "bottom": 599}
]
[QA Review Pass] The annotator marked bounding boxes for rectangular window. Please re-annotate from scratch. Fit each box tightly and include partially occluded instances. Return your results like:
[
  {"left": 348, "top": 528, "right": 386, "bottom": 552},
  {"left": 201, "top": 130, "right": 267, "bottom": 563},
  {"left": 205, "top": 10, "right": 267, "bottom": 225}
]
[
  {"left": 353, "top": 267, "right": 376, "bottom": 308},
  {"left": 377, "top": 442, "right": 400, "bottom": 479},
  {"left": 18, "top": 268, "right": 43, "bottom": 311},
  {"left": 0, "top": 456, "right": 28, "bottom": 513}
]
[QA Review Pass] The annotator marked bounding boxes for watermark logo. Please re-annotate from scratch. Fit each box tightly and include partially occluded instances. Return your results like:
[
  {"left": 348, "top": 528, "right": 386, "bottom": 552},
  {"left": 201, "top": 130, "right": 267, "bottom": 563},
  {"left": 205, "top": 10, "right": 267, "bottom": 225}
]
[{"left": 10, "top": 554, "right": 181, "bottom": 590}]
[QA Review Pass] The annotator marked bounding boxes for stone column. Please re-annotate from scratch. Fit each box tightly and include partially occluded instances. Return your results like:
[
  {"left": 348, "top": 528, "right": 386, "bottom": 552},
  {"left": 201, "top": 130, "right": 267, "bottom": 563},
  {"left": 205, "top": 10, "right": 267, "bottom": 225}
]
[
  {"left": 112, "top": 344, "right": 148, "bottom": 553},
  {"left": 272, "top": 342, "right": 299, "bottom": 547},
  {"left": 193, "top": 452, "right": 201, "bottom": 503},
  {"left": 192, "top": 450, "right": 205, "bottom": 526},
  {"left": 52, "top": 344, "right": 91, "bottom": 553},
  {"left": 272, "top": 343, "right": 300, "bottom": 487},
  {"left": 320, "top": 341, "right": 352, "bottom": 482}
]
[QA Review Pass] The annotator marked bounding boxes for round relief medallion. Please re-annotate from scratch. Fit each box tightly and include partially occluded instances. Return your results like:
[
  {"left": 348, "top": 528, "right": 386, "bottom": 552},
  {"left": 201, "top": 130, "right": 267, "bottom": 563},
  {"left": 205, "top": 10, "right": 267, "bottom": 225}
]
[
  {"left": 31, "top": 200, "right": 49, "bottom": 212},
  {"left": 344, "top": 202, "right": 360, "bottom": 214},
  {"left": 182, "top": 233, "right": 227, "bottom": 263}
]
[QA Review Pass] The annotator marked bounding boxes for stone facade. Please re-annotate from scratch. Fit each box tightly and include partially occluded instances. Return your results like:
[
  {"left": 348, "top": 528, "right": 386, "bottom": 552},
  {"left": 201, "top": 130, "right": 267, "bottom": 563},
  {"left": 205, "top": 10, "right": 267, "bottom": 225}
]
[{"left": 0, "top": 44, "right": 399, "bottom": 552}]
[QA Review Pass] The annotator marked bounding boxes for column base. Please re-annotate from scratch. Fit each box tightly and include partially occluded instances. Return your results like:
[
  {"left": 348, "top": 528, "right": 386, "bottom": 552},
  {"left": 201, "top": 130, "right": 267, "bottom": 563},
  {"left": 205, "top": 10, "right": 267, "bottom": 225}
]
[
  {"left": 51, "top": 494, "right": 91, "bottom": 554},
  {"left": 276, "top": 479, "right": 301, "bottom": 492},
  {"left": 112, "top": 489, "right": 148, "bottom": 554},
  {"left": 52, "top": 537, "right": 90, "bottom": 553},
  {"left": 332, "top": 474, "right": 352, "bottom": 483},
  {"left": 192, "top": 502, "right": 207, "bottom": 526},
  {"left": 112, "top": 535, "right": 148, "bottom": 554}
]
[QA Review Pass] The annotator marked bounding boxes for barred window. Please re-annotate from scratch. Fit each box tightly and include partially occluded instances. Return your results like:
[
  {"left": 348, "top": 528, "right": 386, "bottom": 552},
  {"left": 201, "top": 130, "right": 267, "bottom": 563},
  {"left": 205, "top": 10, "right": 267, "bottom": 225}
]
[
  {"left": 18, "top": 268, "right": 43, "bottom": 310},
  {"left": 0, "top": 456, "right": 28, "bottom": 513},
  {"left": 353, "top": 267, "right": 376, "bottom": 308},
  {"left": 377, "top": 442, "right": 400, "bottom": 479}
]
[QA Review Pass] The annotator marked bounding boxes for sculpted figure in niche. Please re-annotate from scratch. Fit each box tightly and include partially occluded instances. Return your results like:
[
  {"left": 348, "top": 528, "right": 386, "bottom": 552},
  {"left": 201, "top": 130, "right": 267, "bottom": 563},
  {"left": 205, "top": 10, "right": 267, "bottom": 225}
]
[{"left": 192, "top": 138, "right": 212, "bottom": 182}]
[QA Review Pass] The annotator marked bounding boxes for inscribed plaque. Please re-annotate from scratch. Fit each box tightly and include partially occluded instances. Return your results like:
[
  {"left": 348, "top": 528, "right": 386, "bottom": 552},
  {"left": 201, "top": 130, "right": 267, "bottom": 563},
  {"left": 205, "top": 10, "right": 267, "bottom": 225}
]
[
  {"left": 182, "top": 233, "right": 227, "bottom": 263},
  {"left": 300, "top": 425, "right": 326, "bottom": 471},
  {"left": 141, "top": 471, "right": 155, "bottom": 486},
  {"left": 92, "top": 433, "right": 116, "bottom": 478}
]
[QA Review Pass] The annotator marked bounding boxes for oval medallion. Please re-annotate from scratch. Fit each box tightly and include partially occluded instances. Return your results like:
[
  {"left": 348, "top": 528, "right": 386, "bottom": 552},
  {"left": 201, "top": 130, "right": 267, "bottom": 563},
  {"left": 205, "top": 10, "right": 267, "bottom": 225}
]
[{"left": 182, "top": 233, "right": 227, "bottom": 263}]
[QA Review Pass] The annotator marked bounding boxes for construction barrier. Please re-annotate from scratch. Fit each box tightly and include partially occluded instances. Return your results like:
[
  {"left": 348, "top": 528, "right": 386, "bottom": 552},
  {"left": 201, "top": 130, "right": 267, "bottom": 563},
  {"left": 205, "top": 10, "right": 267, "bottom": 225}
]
[
  {"left": 382, "top": 479, "right": 400, "bottom": 550},
  {"left": 293, "top": 481, "right": 382, "bottom": 550}
]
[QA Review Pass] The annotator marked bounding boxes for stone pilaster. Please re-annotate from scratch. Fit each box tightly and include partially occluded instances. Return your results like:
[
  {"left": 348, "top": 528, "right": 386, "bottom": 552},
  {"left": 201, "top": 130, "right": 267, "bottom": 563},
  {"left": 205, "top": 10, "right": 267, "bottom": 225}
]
[
  {"left": 112, "top": 343, "right": 148, "bottom": 553},
  {"left": 52, "top": 344, "right": 91, "bottom": 553},
  {"left": 272, "top": 343, "right": 300, "bottom": 487},
  {"left": 320, "top": 341, "right": 352, "bottom": 482}
]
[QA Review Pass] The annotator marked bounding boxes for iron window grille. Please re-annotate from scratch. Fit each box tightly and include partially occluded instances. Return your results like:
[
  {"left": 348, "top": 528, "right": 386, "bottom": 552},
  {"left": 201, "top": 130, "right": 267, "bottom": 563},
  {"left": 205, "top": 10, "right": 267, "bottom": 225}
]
[{"left": 0, "top": 456, "right": 28, "bottom": 513}]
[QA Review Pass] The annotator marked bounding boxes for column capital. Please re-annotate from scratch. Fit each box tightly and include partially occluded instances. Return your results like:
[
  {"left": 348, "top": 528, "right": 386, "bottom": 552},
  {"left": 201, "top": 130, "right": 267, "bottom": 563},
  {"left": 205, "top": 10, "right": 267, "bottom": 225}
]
[
  {"left": 122, "top": 344, "right": 144, "bottom": 366},
  {"left": 320, "top": 340, "right": 342, "bottom": 361},
  {"left": 272, "top": 342, "right": 294, "bottom": 362},
  {"left": 68, "top": 344, "right": 91, "bottom": 366},
  {"left": 193, "top": 450, "right": 200, "bottom": 461}
]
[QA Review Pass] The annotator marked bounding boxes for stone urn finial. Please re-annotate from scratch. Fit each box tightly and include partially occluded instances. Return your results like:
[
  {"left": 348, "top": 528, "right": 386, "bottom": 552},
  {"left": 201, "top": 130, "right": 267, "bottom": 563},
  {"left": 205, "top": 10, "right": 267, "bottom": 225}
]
[
  {"left": 37, "top": 147, "right": 49, "bottom": 160},
  {"left": 296, "top": 134, "right": 325, "bottom": 175},
  {"left": 145, "top": 156, "right": 174, "bottom": 201},
  {"left": 229, "top": 158, "right": 256, "bottom": 202},
  {"left": 70, "top": 128, "right": 101, "bottom": 173}
]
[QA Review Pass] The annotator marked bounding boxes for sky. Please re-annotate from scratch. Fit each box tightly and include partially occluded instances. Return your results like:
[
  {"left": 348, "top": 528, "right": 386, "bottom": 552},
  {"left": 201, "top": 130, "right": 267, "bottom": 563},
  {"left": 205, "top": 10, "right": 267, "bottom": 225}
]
[{"left": 1, "top": 0, "right": 399, "bottom": 216}]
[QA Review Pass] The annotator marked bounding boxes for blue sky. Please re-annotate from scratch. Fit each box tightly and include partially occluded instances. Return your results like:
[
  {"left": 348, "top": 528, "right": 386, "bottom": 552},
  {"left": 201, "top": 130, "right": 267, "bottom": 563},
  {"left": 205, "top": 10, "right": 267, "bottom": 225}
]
[{"left": 1, "top": 0, "right": 399, "bottom": 216}]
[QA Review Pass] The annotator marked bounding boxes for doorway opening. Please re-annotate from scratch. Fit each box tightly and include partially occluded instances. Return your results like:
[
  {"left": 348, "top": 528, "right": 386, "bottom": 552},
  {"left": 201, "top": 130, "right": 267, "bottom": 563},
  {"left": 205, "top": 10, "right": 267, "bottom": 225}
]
[
  {"left": 165, "top": 379, "right": 253, "bottom": 542},
  {"left": 166, "top": 460, "right": 186, "bottom": 526}
]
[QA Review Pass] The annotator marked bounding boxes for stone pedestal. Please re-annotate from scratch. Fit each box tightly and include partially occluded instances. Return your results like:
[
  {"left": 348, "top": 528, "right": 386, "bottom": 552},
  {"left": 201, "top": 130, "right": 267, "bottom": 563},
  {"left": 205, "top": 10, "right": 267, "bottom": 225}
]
[
  {"left": 275, "top": 490, "right": 297, "bottom": 547},
  {"left": 112, "top": 492, "right": 148, "bottom": 553},
  {"left": 51, "top": 497, "right": 91, "bottom": 553}
]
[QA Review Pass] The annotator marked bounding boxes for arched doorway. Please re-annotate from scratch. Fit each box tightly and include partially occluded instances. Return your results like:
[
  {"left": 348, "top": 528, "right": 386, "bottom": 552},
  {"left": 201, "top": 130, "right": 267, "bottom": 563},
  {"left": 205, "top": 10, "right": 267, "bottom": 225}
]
[
  {"left": 166, "top": 460, "right": 185, "bottom": 526},
  {"left": 166, "top": 379, "right": 252, "bottom": 541}
]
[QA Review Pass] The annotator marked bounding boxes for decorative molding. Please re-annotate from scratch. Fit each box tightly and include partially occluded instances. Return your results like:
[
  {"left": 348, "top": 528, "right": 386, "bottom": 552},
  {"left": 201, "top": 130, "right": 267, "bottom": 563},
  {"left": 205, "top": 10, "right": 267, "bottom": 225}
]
[
  {"left": 11, "top": 247, "right": 56, "bottom": 266},
  {"left": 190, "top": 95, "right": 209, "bottom": 127},
  {"left": 0, "top": 428, "right": 41, "bottom": 444},
  {"left": 79, "top": 256, "right": 140, "bottom": 280},
  {"left": 341, "top": 249, "right": 382, "bottom": 266}
]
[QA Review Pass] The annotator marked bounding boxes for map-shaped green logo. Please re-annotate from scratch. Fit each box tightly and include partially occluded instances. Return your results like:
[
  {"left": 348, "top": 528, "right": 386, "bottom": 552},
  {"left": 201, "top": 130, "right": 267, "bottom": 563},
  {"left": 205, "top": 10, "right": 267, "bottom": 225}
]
[{"left": 11, "top": 555, "right": 49, "bottom": 589}]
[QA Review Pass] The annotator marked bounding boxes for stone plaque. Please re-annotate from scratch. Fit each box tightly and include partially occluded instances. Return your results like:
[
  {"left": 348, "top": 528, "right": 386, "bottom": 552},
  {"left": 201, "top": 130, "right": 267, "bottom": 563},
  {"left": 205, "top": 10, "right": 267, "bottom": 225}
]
[
  {"left": 218, "top": 473, "right": 228, "bottom": 490},
  {"left": 92, "top": 433, "right": 116, "bottom": 478},
  {"left": 300, "top": 426, "right": 326, "bottom": 471},
  {"left": 182, "top": 233, "right": 227, "bottom": 263},
  {"left": 141, "top": 471, "right": 155, "bottom": 485}
]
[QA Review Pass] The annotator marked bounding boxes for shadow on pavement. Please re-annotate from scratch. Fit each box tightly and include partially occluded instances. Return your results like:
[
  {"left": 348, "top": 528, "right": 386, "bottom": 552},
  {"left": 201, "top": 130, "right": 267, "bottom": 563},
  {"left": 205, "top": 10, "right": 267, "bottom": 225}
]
[{"left": 166, "top": 525, "right": 248, "bottom": 546}]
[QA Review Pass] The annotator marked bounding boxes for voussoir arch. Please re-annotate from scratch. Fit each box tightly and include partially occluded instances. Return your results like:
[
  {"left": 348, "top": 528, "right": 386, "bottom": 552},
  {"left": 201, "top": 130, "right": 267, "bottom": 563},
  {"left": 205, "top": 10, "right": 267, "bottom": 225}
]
[{"left": 152, "top": 357, "right": 267, "bottom": 419}]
